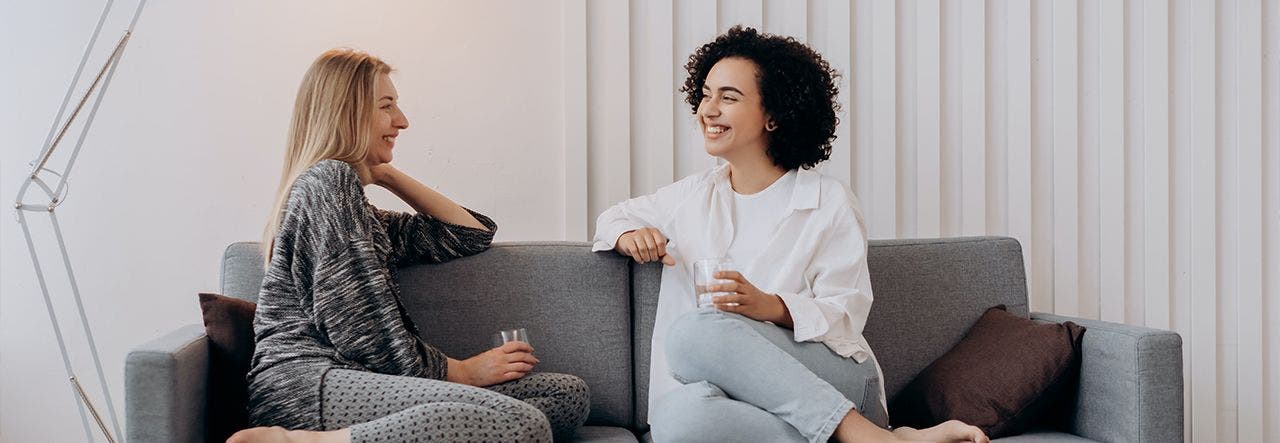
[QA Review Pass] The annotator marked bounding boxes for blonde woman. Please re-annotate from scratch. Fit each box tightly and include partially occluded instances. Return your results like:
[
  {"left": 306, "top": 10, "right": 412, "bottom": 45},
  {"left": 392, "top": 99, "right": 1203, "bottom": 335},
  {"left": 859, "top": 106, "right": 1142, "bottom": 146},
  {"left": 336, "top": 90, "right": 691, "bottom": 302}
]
[{"left": 230, "top": 49, "right": 589, "bottom": 443}]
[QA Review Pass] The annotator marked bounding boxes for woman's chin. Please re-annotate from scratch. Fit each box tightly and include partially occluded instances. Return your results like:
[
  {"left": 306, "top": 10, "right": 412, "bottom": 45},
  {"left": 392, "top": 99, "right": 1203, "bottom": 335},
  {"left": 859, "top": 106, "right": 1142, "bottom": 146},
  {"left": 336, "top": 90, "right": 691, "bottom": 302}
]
[{"left": 703, "top": 143, "right": 731, "bottom": 158}]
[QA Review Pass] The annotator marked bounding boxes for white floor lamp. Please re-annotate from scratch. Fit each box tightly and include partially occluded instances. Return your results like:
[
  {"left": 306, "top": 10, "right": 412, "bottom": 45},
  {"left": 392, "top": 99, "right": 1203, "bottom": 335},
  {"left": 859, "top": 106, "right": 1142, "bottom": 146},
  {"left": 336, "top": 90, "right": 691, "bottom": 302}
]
[{"left": 13, "top": 1, "right": 147, "bottom": 442}]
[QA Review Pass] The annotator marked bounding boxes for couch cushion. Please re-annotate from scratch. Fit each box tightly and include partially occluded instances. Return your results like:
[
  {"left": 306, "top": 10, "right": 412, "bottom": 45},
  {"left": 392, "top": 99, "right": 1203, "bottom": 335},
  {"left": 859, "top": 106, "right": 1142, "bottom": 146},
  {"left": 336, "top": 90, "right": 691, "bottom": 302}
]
[
  {"left": 862, "top": 237, "right": 1030, "bottom": 404},
  {"left": 396, "top": 242, "right": 635, "bottom": 428},
  {"left": 889, "top": 305, "right": 1085, "bottom": 438},
  {"left": 221, "top": 242, "right": 267, "bottom": 303},
  {"left": 993, "top": 430, "right": 1099, "bottom": 442},
  {"left": 631, "top": 262, "right": 663, "bottom": 430},
  {"left": 197, "top": 292, "right": 257, "bottom": 440},
  {"left": 570, "top": 426, "right": 639, "bottom": 442}
]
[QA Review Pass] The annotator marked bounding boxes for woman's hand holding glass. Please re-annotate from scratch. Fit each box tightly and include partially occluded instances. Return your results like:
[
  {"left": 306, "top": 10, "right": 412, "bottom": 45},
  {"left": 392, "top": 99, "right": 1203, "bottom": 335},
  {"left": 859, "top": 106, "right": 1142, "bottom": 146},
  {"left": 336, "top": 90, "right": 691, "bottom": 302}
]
[
  {"left": 708, "top": 270, "right": 793, "bottom": 327},
  {"left": 447, "top": 341, "right": 539, "bottom": 387}
]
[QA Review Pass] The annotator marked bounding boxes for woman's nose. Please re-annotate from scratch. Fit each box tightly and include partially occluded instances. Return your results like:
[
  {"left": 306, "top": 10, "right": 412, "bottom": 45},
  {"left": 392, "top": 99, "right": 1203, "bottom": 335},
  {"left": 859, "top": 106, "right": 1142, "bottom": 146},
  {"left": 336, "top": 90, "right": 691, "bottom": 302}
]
[
  {"left": 698, "top": 101, "right": 719, "bottom": 118},
  {"left": 394, "top": 110, "right": 409, "bottom": 129}
]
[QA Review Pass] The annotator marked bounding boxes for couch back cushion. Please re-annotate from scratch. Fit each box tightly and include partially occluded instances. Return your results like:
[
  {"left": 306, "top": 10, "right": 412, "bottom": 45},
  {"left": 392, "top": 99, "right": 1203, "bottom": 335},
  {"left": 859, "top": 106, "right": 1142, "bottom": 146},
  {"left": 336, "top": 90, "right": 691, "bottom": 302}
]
[
  {"left": 395, "top": 242, "right": 634, "bottom": 428},
  {"left": 222, "top": 243, "right": 267, "bottom": 303},
  {"left": 859, "top": 237, "right": 1029, "bottom": 403},
  {"left": 221, "top": 241, "right": 635, "bottom": 429},
  {"left": 630, "top": 236, "right": 1029, "bottom": 426}
]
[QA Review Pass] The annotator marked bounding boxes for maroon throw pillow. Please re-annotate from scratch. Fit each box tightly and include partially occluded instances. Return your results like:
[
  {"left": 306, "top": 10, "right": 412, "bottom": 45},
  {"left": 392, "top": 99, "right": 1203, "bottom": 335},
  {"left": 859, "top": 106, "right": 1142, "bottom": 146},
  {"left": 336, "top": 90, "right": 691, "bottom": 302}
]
[
  {"left": 889, "top": 305, "right": 1085, "bottom": 439},
  {"left": 198, "top": 292, "right": 257, "bottom": 441}
]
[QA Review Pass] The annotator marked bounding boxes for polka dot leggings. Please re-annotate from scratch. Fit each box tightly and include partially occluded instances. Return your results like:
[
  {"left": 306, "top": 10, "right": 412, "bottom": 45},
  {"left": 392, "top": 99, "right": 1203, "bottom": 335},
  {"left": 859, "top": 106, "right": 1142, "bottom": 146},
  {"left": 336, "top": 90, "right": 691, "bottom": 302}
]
[{"left": 320, "top": 369, "right": 590, "bottom": 442}]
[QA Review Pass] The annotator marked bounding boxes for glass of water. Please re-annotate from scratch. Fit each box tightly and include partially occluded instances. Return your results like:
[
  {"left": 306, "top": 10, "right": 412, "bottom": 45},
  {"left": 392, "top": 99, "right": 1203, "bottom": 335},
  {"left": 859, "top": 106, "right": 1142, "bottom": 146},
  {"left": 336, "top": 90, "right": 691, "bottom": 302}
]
[
  {"left": 493, "top": 328, "right": 530, "bottom": 347},
  {"left": 692, "top": 258, "right": 735, "bottom": 308}
]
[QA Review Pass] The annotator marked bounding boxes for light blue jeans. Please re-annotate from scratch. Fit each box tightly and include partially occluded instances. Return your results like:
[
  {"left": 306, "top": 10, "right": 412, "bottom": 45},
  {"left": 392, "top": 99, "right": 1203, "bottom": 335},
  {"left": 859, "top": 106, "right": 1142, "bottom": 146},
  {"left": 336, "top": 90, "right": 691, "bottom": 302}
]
[{"left": 650, "top": 309, "right": 888, "bottom": 443}]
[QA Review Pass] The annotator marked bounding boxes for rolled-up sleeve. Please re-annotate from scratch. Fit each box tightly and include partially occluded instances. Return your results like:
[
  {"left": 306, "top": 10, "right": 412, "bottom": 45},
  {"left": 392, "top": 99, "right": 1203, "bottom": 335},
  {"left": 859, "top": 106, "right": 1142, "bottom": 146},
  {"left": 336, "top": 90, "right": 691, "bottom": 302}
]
[
  {"left": 592, "top": 174, "right": 700, "bottom": 252},
  {"left": 374, "top": 207, "right": 497, "bottom": 266},
  {"left": 776, "top": 217, "right": 874, "bottom": 363}
]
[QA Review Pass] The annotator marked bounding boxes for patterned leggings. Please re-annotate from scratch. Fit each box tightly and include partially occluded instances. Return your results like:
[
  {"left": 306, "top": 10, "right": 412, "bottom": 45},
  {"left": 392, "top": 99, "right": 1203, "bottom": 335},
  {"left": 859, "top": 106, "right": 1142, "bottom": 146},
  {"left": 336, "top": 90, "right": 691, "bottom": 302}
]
[{"left": 320, "top": 369, "right": 590, "bottom": 442}]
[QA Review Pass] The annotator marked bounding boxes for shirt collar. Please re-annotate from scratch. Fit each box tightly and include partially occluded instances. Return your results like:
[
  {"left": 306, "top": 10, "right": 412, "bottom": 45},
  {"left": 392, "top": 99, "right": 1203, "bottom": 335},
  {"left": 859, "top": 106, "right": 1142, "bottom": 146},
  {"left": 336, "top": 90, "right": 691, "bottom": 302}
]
[{"left": 711, "top": 163, "right": 821, "bottom": 211}]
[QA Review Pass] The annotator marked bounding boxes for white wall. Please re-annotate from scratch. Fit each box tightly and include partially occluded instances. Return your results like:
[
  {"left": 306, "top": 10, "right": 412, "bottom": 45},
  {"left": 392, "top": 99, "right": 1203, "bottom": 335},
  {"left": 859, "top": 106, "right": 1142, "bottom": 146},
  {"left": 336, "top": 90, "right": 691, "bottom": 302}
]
[
  {"left": 2, "top": 1, "right": 1278, "bottom": 442},
  {"left": 1, "top": 1, "right": 567, "bottom": 441},
  {"left": 579, "top": 1, "right": 1279, "bottom": 442}
]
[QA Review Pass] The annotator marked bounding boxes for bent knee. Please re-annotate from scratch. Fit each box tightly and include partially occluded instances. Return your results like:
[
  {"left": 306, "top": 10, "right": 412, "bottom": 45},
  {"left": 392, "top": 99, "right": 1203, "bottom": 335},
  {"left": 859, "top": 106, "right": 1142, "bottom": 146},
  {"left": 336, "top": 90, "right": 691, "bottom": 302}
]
[
  {"left": 550, "top": 373, "right": 592, "bottom": 421},
  {"left": 664, "top": 311, "right": 749, "bottom": 372},
  {"left": 650, "top": 382, "right": 729, "bottom": 441},
  {"left": 510, "top": 404, "right": 553, "bottom": 441}
]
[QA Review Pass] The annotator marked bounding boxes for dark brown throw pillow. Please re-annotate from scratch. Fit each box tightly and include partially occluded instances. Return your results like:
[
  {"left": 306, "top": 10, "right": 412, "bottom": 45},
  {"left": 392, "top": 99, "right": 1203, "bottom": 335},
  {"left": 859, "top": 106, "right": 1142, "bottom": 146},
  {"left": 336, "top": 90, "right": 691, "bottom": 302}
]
[
  {"left": 198, "top": 292, "right": 257, "bottom": 442},
  {"left": 889, "top": 305, "right": 1085, "bottom": 439}
]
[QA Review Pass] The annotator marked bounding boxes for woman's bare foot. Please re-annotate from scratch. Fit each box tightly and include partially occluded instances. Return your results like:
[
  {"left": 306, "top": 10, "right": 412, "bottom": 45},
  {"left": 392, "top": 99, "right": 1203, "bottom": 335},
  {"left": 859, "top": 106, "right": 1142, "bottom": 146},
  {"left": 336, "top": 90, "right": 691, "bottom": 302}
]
[
  {"left": 832, "top": 409, "right": 909, "bottom": 443},
  {"left": 892, "top": 420, "right": 990, "bottom": 443},
  {"left": 226, "top": 426, "right": 350, "bottom": 443}
]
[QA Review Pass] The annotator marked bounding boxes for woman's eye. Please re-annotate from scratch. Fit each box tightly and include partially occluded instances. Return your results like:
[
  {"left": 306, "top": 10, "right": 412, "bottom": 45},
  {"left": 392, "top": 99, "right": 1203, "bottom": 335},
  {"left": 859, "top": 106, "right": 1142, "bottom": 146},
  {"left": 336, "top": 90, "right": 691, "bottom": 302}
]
[{"left": 723, "top": 96, "right": 738, "bottom": 103}]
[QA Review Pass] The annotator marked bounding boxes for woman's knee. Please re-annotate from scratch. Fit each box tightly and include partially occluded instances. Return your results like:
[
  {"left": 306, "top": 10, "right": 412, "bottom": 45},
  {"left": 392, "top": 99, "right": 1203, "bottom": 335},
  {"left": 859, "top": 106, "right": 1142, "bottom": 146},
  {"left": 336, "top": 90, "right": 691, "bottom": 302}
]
[
  {"left": 651, "top": 382, "right": 803, "bottom": 443},
  {"left": 505, "top": 401, "right": 553, "bottom": 441},
  {"left": 545, "top": 373, "right": 592, "bottom": 422},
  {"left": 664, "top": 310, "right": 752, "bottom": 376},
  {"left": 650, "top": 382, "right": 730, "bottom": 442}
]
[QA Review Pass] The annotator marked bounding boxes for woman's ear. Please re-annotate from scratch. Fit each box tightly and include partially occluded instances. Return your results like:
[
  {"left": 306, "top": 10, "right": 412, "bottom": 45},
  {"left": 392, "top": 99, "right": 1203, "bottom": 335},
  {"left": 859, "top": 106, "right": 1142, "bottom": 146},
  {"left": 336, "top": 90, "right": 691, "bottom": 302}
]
[{"left": 765, "top": 119, "right": 778, "bottom": 132}]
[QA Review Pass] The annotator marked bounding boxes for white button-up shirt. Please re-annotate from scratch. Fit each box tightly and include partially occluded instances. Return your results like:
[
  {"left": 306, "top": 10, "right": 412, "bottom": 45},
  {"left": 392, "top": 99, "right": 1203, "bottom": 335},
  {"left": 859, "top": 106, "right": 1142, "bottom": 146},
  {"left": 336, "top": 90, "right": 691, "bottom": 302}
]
[{"left": 592, "top": 164, "right": 882, "bottom": 419}]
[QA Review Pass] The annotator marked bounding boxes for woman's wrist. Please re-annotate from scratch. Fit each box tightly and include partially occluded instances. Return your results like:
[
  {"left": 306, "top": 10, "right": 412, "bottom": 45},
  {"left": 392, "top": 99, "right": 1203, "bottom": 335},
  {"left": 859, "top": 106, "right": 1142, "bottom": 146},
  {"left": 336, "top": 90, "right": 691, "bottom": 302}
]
[
  {"left": 371, "top": 165, "right": 403, "bottom": 189},
  {"left": 445, "top": 357, "right": 474, "bottom": 386},
  {"left": 772, "top": 294, "right": 794, "bottom": 328}
]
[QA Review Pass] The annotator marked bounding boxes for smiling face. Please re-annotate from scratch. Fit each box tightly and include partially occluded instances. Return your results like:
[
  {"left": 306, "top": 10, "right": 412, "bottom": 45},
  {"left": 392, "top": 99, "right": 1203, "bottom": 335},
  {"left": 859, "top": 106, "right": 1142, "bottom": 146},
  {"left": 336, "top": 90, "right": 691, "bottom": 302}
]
[
  {"left": 697, "top": 57, "right": 772, "bottom": 162},
  {"left": 362, "top": 73, "right": 409, "bottom": 168}
]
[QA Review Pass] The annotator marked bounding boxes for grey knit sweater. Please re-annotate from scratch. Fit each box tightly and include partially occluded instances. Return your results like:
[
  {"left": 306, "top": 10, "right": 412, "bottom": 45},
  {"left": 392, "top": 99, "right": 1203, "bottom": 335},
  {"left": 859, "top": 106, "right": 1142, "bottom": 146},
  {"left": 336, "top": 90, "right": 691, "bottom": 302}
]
[{"left": 246, "top": 159, "right": 497, "bottom": 430}]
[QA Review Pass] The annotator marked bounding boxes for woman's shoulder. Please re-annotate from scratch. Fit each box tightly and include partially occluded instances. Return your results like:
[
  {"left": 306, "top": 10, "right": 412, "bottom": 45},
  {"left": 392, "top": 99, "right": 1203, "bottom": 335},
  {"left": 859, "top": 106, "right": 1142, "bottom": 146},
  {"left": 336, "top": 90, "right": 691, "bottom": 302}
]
[
  {"left": 806, "top": 169, "right": 865, "bottom": 225},
  {"left": 294, "top": 159, "right": 361, "bottom": 192},
  {"left": 284, "top": 160, "right": 367, "bottom": 218},
  {"left": 648, "top": 165, "right": 720, "bottom": 198}
]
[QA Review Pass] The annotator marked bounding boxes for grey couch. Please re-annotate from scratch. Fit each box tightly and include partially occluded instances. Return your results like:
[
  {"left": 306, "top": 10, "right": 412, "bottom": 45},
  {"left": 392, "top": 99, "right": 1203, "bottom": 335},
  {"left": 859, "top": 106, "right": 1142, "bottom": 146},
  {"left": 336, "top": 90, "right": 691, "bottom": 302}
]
[{"left": 126, "top": 237, "right": 1183, "bottom": 442}]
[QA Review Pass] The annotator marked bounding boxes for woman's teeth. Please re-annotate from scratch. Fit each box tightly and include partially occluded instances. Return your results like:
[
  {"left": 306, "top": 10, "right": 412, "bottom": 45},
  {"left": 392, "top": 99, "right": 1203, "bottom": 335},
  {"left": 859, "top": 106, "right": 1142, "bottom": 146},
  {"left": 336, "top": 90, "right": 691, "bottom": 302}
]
[{"left": 707, "top": 126, "right": 728, "bottom": 134}]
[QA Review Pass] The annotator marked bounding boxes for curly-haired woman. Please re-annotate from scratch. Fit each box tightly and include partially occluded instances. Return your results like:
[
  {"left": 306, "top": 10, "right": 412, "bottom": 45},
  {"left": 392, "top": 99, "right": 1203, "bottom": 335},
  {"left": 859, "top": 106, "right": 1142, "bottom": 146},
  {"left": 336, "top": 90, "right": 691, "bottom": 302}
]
[{"left": 594, "top": 27, "right": 988, "bottom": 443}]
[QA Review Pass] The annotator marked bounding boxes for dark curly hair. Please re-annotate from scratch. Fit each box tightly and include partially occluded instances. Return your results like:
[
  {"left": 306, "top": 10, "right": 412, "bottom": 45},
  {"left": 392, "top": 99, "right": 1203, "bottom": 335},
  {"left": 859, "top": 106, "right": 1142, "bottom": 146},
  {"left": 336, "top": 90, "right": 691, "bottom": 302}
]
[{"left": 681, "top": 26, "right": 841, "bottom": 170}]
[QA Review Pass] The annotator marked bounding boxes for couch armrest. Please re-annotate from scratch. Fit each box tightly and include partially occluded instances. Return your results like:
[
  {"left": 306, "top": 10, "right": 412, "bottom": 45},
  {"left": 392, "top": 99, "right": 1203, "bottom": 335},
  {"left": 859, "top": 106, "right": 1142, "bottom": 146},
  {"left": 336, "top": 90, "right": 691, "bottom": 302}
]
[
  {"left": 126, "top": 324, "right": 208, "bottom": 443},
  {"left": 1031, "top": 313, "right": 1183, "bottom": 443}
]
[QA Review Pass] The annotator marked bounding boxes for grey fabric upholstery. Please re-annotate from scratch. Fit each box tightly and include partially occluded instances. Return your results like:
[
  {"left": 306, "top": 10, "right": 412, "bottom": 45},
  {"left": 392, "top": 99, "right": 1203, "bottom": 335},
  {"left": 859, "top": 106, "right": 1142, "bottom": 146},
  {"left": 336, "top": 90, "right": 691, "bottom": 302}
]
[
  {"left": 862, "top": 237, "right": 1030, "bottom": 403},
  {"left": 221, "top": 242, "right": 266, "bottom": 303},
  {"left": 125, "top": 324, "right": 209, "bottom": 443},
  {"left": 125, "top": 237, "right": 1180, "bottom": 443},
  {"left": 574, "top": 426, "right": 642, "bottom": 443},
  {"left": 994, "top": 430, "right": 1100, "bottom": 442},
  {"left": 630, "top": 261, "right": 663, "bottom": 431},
  {"left": 1033, "top": 313, "right": 1185, "bottom": 443},
  {"left": 397, "top": 242, "right": 635, "bottom": 428}
]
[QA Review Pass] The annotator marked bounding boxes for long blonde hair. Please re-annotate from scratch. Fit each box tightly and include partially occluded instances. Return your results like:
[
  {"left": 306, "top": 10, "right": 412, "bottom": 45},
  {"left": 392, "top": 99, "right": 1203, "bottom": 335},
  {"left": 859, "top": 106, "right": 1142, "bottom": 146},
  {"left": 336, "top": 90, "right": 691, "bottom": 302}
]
[{"left": 262, "top": 48, "right": 392, "bottom": 265}]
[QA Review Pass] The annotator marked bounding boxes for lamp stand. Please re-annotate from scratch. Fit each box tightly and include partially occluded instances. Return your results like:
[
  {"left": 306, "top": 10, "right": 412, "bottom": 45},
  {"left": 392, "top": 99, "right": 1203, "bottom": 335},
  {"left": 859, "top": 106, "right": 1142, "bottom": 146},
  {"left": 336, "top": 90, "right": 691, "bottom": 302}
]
[{"left": 12, "top": 1, "right": 147, "bottom": 442}]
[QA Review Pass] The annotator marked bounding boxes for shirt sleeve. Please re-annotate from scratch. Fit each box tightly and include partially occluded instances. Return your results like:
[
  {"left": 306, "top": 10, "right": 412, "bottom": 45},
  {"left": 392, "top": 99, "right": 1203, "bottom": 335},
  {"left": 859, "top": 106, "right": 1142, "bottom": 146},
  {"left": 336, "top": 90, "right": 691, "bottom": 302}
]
[
  {"left": 372, "top": 206, "right": 497, "bottom": 267},
  {"left": 775, "top": 215, "right": 875, "bottom": 362},
  {"left": 592, "top": 174, "right": 701, "bottom": 252}
]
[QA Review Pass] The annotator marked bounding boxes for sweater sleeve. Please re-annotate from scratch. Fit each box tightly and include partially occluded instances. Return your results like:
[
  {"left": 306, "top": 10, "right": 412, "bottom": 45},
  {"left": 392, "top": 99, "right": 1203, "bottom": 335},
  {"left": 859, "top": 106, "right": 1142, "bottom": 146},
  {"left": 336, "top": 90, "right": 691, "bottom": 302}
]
[
  {"left": 285, "top": 161, "right": 448, "bottom": 379},
  {"left": 372, "top": 207, "right": 497, "bottom": 267}
]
